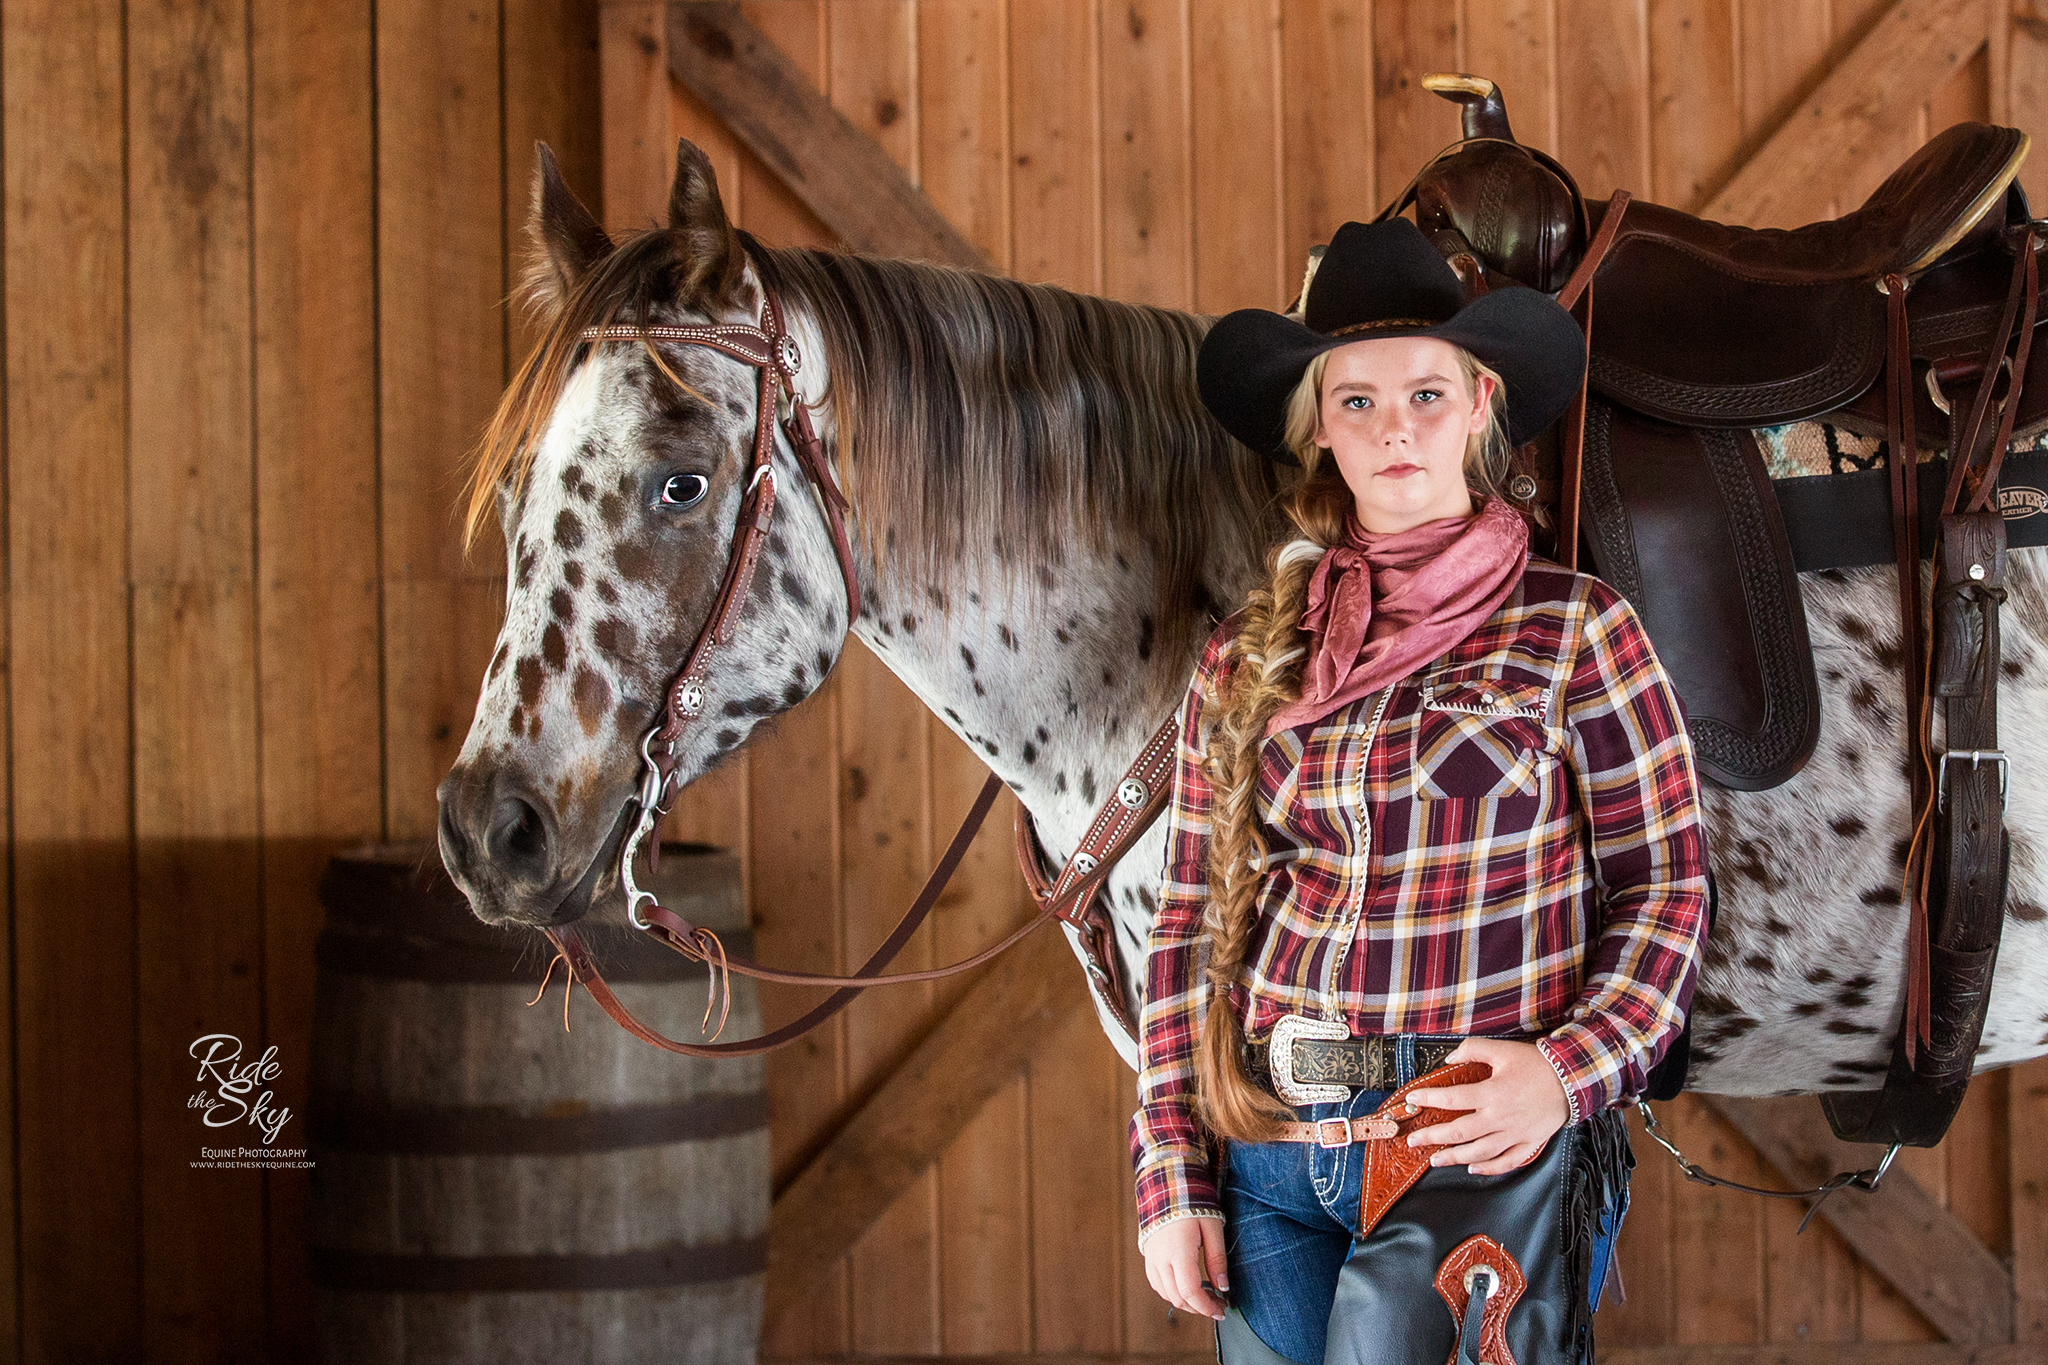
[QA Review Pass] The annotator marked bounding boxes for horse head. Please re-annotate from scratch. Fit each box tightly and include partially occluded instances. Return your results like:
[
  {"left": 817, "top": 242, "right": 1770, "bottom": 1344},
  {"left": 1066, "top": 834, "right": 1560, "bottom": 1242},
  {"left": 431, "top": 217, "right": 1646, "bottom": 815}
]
[{"left": 437, "top": 139, "right": 855, "bottom": 927}]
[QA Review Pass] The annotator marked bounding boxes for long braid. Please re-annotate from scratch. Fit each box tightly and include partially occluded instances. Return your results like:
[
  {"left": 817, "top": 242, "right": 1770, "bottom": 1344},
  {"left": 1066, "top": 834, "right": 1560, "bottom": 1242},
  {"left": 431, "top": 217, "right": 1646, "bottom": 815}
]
[
  {"left": 1191, "top": 345, "right": 1511, "bottom": 1142},
  {"left": 1194, "top": 526, "right": 1337, "bottom": 1139}
]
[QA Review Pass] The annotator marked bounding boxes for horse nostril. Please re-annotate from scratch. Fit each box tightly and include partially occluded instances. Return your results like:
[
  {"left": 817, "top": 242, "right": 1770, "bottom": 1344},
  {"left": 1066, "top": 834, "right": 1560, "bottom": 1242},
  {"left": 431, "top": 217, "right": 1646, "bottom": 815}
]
[
  {"left": 486, "top": 792, "right": 552, "bottom": 877},
  {"left": 437, "top": 796, "right": 470, "bottom": 875}
]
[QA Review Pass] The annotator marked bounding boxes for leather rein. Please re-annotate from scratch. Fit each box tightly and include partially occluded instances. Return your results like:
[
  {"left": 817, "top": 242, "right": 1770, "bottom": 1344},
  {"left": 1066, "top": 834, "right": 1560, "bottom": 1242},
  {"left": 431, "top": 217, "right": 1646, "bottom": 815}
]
[{"left": 541, "top": 279, "right": 1172, "bottom": 1058}]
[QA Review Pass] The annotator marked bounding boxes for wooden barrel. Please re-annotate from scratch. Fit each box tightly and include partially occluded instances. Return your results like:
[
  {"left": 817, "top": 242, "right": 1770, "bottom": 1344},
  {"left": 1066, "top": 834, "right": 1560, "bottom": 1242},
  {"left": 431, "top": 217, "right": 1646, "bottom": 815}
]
[{"left": 309, "top": 842, "right": 766, "bottom": 1365}]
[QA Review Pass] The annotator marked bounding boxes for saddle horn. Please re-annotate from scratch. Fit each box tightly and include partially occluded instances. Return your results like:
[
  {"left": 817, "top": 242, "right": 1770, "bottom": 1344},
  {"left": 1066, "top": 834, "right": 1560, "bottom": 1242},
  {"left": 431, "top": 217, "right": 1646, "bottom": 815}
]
[{"left": 1420, "top": 73, "right": 1515, "bottom": 143}]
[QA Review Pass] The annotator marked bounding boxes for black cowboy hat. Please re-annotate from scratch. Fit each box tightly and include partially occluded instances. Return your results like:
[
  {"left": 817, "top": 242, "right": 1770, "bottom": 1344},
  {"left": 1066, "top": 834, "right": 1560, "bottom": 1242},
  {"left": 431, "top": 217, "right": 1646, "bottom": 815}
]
[{"left": 1196, "top": 218, "right": 1585, "bottom": 463}]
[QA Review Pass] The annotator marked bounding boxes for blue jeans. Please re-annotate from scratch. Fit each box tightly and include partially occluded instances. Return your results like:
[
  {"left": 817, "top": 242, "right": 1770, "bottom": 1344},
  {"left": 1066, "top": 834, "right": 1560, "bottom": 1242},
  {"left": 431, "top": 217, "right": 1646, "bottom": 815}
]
[{"left": 1220, "top": 1036, "right": 1625, "bottom": 1364}]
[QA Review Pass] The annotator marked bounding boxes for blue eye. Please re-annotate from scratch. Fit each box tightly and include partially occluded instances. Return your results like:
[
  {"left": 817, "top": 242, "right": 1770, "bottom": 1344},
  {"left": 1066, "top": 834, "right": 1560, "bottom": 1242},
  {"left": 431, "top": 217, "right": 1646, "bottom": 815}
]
[
  {"left": 1344, "top": 395, "right": 1372, "bottom": 410},
  {"left": 1413, "top": 389, "right": 1442, "bottom": 404},
  {"left": 660, "top": 473, "right": 709, "bottom": 509}
]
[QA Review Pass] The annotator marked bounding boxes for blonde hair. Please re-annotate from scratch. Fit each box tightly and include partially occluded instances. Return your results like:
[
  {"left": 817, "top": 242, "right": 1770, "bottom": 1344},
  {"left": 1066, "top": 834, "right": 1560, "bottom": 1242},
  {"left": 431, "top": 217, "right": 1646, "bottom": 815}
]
[{"left": 1192, "top": 341, "right": 1511, "bottom": 1142}]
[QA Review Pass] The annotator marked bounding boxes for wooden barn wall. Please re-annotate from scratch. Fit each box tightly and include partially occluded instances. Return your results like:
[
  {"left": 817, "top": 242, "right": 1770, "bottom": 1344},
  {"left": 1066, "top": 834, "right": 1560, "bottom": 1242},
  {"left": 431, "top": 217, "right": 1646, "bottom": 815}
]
[
  {"left": 2, "top": 0, "right": 603, "bottom": 1359},
  {"left": 0, "top": 0, "right": 2043, "bottom": 1363}
]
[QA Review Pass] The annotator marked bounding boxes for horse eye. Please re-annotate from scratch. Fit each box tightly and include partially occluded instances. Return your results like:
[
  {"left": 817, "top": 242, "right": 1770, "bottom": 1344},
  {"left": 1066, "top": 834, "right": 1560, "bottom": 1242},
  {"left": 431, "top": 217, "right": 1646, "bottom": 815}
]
[{"left": 660, "top": 473, "right": 709, "bottom": 509}]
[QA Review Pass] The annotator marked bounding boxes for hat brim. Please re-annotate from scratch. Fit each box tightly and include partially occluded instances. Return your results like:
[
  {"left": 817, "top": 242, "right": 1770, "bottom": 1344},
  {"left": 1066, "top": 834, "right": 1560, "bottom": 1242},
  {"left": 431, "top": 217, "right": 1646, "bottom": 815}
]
[{"left": 1196, "top": 284, "right": 1587, "bottom": 464}]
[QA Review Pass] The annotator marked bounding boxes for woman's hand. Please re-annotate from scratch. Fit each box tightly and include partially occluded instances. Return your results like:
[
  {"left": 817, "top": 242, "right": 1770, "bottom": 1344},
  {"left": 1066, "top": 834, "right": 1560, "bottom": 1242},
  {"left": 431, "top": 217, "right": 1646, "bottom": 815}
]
[
  {"left": 1141, "top": 1214, "right": 1228, "bottom": 1321},
  {"left": 1402, "top": 1037, "right": 1570, "bottom": 1175}
]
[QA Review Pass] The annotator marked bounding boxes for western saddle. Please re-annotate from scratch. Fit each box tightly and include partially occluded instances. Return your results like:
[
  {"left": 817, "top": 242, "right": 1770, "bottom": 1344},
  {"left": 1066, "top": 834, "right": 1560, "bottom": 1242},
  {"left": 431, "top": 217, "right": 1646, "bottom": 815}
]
[{"left": 1393, "top": 75, "right": 2044, "bottom": 1148}]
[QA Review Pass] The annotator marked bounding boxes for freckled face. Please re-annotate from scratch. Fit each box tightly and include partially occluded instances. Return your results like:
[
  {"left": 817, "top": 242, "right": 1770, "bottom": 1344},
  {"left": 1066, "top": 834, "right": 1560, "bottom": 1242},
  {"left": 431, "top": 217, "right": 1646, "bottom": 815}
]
[{"left": 1312, "top": 336, "right": 1494, "bottom": 534}]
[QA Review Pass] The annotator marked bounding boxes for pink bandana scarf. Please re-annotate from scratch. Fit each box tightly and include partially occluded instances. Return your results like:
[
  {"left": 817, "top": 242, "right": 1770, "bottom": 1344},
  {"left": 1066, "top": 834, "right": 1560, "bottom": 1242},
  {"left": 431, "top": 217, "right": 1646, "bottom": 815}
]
[{"left": 1264, "top": 495, "right": 1531, "bottom": 738}]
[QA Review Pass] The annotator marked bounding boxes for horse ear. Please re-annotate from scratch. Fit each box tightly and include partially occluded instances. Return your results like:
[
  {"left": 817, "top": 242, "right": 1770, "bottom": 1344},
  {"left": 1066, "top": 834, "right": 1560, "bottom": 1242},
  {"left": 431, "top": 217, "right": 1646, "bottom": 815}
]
[
  {"left": 668, "top": 138, "right": 746, "bottom": 302},
  {"left": 523, "top": 141, "right": 611, "bottom": 319}
]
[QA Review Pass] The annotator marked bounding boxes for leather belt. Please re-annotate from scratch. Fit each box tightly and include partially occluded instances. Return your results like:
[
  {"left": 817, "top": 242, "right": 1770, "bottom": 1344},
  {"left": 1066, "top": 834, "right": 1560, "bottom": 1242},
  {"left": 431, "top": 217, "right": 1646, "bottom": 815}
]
[
  {"left": 1251, "top": 1028, "right": 1463, "bottom": 1103},
  {"left": 1272, "top": 1114, "right": 1404, "bottom": 1147}
]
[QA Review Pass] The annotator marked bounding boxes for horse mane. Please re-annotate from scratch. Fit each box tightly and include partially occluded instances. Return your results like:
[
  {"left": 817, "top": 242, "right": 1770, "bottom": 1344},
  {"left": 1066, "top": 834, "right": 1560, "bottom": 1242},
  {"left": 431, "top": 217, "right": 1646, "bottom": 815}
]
[
  {"left": 750, "top": 241, "right": 1279, "bottom": 669},
  {"left": 468, "top": 226, "right": 1282, "bottom": 672}
]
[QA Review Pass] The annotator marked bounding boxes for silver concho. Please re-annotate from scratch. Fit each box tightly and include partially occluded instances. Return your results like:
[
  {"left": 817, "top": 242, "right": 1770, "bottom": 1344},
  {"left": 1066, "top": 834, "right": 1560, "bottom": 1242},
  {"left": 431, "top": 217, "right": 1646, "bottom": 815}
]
[
  {"left": 777, "top": 334, "right": 802, "bottom": 375},
  {"left": 675, "top": 681, "right": 708, "bottom": 717},
  {"left": 1071, "top": 851, "right": 1099, "bottom": 876},
  {"left": 1117, "top": 777, "right": 1148, "bottom": 809}
]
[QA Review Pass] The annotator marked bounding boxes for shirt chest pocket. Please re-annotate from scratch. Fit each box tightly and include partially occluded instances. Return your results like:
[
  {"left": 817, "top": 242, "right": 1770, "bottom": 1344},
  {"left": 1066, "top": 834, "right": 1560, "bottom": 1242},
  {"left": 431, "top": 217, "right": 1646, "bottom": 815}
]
[{"left": 1411, "top": 677, "right": 1554, "bottom": 800}]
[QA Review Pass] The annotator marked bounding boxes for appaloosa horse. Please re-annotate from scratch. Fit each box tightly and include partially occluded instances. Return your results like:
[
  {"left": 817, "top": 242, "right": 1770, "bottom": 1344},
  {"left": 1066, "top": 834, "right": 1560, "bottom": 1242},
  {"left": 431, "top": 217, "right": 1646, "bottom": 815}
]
[{"left": 436, "top": 140, "right": 2048, "bottom": 1094}]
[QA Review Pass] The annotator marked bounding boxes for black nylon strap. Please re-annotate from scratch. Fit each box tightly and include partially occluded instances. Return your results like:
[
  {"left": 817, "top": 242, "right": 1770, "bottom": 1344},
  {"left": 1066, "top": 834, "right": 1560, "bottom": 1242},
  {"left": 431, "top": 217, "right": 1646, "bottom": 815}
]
[{"left": 1774, "top": 449, "right": 2048, "bottom": 570}]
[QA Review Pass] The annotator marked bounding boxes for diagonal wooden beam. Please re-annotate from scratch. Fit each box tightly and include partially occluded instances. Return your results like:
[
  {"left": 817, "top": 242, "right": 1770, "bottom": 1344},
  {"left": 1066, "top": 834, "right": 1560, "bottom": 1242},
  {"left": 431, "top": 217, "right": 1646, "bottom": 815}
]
[
  {"left": 765, "top": 926, "right": 1093, "bottom": 1336},
  {"left": 664, "top": 1, "right": 990, "bottom": 270},
  {"left": 1702, "top": 0, "right": 1991, "bottom": 222},
  {"left": 1707, "top": 1096, "right": 2013, "bottom": 1344}
]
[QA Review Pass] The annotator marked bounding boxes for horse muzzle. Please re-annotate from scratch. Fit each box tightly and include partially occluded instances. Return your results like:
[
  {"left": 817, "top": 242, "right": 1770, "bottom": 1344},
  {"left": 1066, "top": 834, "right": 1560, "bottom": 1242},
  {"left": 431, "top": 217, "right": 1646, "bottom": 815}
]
[{"left": 436, "top": 761, "right": 625, "bottom": 927}]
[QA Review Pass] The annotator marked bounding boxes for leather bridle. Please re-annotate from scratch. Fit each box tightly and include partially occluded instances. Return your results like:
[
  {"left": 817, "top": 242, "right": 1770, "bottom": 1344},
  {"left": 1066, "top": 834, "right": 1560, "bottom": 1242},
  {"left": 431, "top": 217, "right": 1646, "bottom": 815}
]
[{"left": 539, "top": 272, "right": 1173, "bottom": 1058}]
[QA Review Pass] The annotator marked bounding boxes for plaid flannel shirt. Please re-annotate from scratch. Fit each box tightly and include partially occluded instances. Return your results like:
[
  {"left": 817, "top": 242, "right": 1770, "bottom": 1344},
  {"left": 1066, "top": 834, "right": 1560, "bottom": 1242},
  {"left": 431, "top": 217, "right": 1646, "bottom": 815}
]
[{"left": 1130, "top": 559, "right": 1709, "bottom": 1244}]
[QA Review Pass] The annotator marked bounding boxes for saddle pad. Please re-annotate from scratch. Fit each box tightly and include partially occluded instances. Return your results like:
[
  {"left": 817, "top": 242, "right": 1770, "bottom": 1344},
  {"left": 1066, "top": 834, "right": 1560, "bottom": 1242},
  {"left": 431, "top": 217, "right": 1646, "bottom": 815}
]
[{"left": 1580, "top": 397, "right": 1822, "bottom": 791}]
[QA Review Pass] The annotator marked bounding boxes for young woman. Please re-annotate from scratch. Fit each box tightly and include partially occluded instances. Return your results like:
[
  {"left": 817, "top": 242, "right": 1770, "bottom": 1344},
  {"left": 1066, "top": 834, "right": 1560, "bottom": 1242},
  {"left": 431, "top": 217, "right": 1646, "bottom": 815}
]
[{"left": 1133, "top": 219, "right": 1709, "bottom": 1365}]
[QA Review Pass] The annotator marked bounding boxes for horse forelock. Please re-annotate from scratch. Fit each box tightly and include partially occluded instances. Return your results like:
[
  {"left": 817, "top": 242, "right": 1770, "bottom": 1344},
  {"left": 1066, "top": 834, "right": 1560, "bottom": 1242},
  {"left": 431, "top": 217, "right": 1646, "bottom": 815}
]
[{"left": 465, "top": 227, "right": 744, "bottom": 552}]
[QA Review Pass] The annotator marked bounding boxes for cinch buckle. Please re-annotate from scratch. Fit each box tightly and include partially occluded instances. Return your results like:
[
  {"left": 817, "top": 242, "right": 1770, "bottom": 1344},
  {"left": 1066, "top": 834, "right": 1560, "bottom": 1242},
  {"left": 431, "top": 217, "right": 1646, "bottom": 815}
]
[
  {"left": 1314, "top": 1117, "right": 1354, "bottom": 1149},
  {"left": 1937, "top": 748, "right": 2009, "bottom": 811}
]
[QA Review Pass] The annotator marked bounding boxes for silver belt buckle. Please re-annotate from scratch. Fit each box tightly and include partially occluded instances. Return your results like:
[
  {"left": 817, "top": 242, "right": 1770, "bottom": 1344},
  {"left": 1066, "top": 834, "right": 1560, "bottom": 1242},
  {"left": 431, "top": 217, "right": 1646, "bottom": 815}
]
[
  {"left": 1314, "top": 1117, "right": 1353, "bottom": 1148},
  {"left": 1268, "top": 1013, "right": 1353, "bottom": 1106}
]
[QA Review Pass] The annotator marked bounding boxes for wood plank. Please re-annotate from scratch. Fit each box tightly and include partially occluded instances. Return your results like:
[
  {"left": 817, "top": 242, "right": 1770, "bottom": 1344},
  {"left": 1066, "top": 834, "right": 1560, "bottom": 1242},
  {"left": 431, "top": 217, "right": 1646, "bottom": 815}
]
[
  {"left": 377, "top": 0, "right": 508, "bottom": 839},
  {"left": 1463, "top": 0, "right": 1558, "bottom": 157},
  {"left": 919, "top": 0, "right": 1010, "bottom": 272},
  {"left": 1555, "top": 0, "right": 1651, "bottom": 201},
  {"left": 1600, "top": 1102, "right": 1675, "bottom": 1347},
  {"left": 839, "top": 633, "right": 940, "bottom": 1356},
  {"left": 1710, "top": 1095, "right": 2014, "bottom": 1344},
  {"left": 929, "top": 729, "right": 1030, "bottom": 1354},
  {"left": 1191, "top": 0, "right": 1283, "bottom": 311},
  {"left": 1009, "top": 0, "right": 1097, "bottom": 291},
  {"left": 600, "top": 2, "right": 679, "bottom": 230},
  {"left": 728, "top": 1, "right": 830, "bottom": 252},
  {"left": 128, "top": 1, "right": 265, "bottom": 1358},
  {"left": 765, "top": 927, "right": 1093, "bottom": 1341},
  {"left": 734, "top": 6, "right": 835, "bottom": 1353},
  {"left": 919, "top": 5, "right": 1028, "bottom": 1347},
  {"left": 1028, "top": 1008, "right": 1127, "bottom": 1354},
  {"left": 1941, "top": 1067, "right": 2010, "bottom": 1259},
  {"left": 1009, "top": 4, "right": 1121, "bottom": 1346},
  {"left": 1667, "top": 1095, "right": 1767, "bottom": 1343},
  {"left": 665, "top": 0, "right": 987, "bottom": 268},
  {"left": 4, "top": 0, "right": 139, "bottom": 1356},
  {"left": 1100, "top": 9, "right": 1203, "bottom": 1352},
  {"left": 505, "top": 0, "right": 604, "bottom": 367},
  {"left": 251, "top": 1, "right": 381, "bottom": 1354},
  {"left": 1104, "top": 0, "right": 1193, "bottom": 307},
  {"left": 2013, "top": 1057, "right": 2048, "bottom": 1344},
  {"left": 1279, "top": 0, "right": 1374, "bottom": 294},
  {"left": 1649, "top": 0, "right": 1741, "bottom": 213},
  {"left": 1830, "top": 0, "right": 1941, "bottom": 220},
  {"left": 1371, "top": 0, "right": 1460, "bottom": 211},
  {"left": 1704, "top": 0, "right": 1990, "bottom": 225},
  {"left": 824, "top": 4, "right": 942, "bottom": 1351}
]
